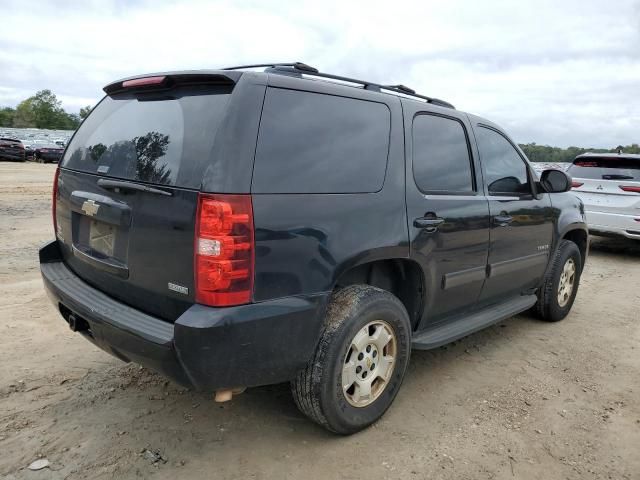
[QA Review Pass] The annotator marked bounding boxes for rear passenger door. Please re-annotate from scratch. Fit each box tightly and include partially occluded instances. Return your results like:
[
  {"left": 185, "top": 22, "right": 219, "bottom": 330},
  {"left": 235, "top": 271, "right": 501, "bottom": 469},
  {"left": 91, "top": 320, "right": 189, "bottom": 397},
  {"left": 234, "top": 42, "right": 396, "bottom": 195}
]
[
  {"left": 250, "top": 81, "right": 408, "bottom": 301},
  {"left": 404, "top": 104, "right": 491, "bottom": 327},
  {"left": 471, "top": 123, "right": 554, "bottom": 305}
]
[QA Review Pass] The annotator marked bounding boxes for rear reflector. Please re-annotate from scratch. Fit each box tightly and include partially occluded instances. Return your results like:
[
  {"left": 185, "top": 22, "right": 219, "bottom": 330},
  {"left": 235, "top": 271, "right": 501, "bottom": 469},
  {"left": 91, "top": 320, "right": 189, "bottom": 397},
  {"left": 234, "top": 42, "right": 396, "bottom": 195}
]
[
  {"left": 571, "top": 181, "right": 584, "bottom": 188},
  {"left": 122, "top": 76, "right": 166, "bottom": 88},
  {"left": 620, "top": 185, "right": 640, "bottom": 193},
  {"left": 195, "top": 194, "right": 254, "bottom": 307}
]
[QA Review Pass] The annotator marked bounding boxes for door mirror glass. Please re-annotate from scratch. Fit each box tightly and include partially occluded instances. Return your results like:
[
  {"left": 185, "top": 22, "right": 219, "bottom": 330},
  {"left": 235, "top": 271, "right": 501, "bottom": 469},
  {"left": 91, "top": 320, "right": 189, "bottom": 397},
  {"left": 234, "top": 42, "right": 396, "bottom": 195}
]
[{"left": 539, "top": 169, "right": 571, "bottom": 193}]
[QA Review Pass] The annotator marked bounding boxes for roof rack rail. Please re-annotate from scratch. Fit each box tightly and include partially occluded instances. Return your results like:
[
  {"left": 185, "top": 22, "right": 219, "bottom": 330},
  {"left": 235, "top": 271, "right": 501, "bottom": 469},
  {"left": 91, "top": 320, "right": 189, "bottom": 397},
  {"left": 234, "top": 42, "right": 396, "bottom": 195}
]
[
  {"left": 222, "top": 62, "right": 319, "bottom": 73},
  {"left": 384, "top": 84, "right": 415, "bottom": 94},
  {"left": 221, "top": 62, "right": 455, "bottom": 109}
]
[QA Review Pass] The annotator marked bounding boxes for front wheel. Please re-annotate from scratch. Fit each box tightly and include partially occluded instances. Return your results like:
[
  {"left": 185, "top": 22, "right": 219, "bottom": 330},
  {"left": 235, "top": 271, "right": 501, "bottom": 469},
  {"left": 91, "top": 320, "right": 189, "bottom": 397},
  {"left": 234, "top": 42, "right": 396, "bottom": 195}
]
[
  {"left": 534, "top": 240, "right": 582, "bottom": 321},
  {"left": 291, "top": 285, "right": 411, "bottom": 434}
]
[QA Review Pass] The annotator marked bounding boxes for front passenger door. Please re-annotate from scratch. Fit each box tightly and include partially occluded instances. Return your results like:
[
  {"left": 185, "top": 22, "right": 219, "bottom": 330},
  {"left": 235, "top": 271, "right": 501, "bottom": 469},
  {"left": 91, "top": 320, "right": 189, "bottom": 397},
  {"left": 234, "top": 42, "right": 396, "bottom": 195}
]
[{"left": 473, "top": 125, "right": 554, "bottom": 305}]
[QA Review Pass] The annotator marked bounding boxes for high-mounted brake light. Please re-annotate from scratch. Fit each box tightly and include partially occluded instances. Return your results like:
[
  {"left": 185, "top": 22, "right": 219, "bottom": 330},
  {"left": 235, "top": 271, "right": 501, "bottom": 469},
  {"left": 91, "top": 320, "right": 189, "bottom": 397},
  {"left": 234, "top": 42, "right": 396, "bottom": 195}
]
[
  {"left": 620, "top": 185, "right": 640, "bottom": 193},
  {"left": 52, "top": 166, "right": 60, "bottom": 236},
  {"left": 195, "top": 194, "right": 254, "bottom": 307},
  {"left": 122, "top": 76, "right": 166, "bottom": 88},
  {"left": 571, "top": 181, "right": 584, "bottom": 189}
]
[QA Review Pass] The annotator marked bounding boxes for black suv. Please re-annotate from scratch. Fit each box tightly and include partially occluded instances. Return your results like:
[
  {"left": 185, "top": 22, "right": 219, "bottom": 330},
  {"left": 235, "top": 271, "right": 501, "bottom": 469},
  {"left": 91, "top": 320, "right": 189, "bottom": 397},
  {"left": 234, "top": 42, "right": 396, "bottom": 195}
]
[{"left": 40, "top": 63, "right": 588, "bottom": 434}]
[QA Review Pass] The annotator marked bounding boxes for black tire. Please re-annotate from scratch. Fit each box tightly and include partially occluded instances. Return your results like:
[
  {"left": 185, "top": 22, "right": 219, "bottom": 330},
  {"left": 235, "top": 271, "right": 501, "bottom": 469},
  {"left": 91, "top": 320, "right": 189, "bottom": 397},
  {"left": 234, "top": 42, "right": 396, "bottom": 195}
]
[
  {"left": 534, "top": 240, "right": 582, "bottom": 322},
  {"left": 291, "top": 285, "right": 411, "bottom": 434}
]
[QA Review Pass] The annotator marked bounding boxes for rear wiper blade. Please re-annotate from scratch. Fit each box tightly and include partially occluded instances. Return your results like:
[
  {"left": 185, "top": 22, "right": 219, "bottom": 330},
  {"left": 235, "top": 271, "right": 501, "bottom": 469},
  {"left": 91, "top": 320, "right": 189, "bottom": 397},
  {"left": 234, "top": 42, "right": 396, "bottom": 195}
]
[
  {"left": 602, "top": 174, "right": 635, "bottom": 180},
  {"left": 97, "top": 178, "right": 172, "bottom": 196}
]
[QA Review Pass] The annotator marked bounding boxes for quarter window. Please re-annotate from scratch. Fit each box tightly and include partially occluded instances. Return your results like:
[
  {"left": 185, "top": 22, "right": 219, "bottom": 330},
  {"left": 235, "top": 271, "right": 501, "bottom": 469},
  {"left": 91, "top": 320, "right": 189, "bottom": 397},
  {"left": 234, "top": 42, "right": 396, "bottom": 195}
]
[
  {"left": 252, "top": 88, "right": 390, "bottom": 194},
  {"left": 476, "top": 127, "right": 530, "bottom": 195},
  {"left": 412, "top": 115, "right": 474, "bottom": 193}
]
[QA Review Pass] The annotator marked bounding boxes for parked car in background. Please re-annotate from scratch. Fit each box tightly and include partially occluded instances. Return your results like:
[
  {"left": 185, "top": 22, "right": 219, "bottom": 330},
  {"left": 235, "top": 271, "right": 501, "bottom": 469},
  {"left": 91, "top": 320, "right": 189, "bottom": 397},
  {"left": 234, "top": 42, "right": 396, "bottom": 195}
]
[
  {"left": 22, "top": 141, "right": 35, "bottom": 159},
  {"left": 569, "top": 152, "right": 640, "bottom": 240},
  {"left": 40, "top": 63, "right": 588, "bottom": 434},
  {"left": 33, "top": 143, "right": 64, "bottom": 163},
  {"left": 0, "top": 137, "right": 25, "bottom": 161}
]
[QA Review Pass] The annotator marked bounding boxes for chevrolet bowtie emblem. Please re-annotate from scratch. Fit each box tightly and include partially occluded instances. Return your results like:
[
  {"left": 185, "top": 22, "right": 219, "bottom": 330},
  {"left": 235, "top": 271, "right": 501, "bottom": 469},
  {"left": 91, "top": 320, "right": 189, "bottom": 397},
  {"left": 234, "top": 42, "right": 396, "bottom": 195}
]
[{"left": 81, "top": 199, "right": 100, "bottom": 217}]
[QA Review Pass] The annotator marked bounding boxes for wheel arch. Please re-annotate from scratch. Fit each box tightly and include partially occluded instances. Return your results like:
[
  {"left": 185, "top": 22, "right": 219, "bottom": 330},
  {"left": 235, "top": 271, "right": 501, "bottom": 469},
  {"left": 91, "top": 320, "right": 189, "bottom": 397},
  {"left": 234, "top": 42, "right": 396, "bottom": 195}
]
[
  {"left": 561, "top": 227, "right": 588, "bottom": 269},
  {"left": 333, "top": 257, "right": 425, "bottom": 331}
]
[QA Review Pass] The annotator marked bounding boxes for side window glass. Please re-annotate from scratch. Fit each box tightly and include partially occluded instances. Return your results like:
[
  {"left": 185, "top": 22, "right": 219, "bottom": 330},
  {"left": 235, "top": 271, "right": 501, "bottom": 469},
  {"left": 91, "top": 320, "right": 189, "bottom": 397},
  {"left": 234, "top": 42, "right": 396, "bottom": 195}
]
[
  {"left": 412, "top": 115, "right": 474, "bottom": 193},
  {"left": 476, "top": 127, "right": 530, "bottom": 195},
  {"left": 252, "top": 88, "right": 390, "bottom": 194}
]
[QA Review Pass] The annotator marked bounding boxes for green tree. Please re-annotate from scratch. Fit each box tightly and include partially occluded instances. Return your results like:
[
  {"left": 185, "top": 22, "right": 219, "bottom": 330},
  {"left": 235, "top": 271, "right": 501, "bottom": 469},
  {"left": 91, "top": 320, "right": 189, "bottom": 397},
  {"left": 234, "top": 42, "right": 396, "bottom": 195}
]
[
  {"left": 79, "top": 105, "right": 92, "bottom": 120},
  {"left": 30, "top": 89, "right": 67, "bottom": 128},
  {"left": 13, "top": 98, "right": 36, "bottom": 127},
  {"left": 0, "top": 107, "right": 15, "bottom": 127},
  {"left": 10, "top": 89, "right": 81, "bottom": 129},
  {"left": 65, "top": 113, "right": 81, "bottom": 129}
]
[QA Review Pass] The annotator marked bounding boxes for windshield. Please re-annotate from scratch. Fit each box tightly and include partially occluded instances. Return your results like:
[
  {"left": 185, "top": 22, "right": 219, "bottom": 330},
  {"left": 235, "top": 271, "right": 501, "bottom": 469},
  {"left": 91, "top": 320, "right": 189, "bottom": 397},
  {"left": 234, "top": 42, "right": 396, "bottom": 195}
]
[{"left": 62, "top": 85, "right": 232, "bottom": 188}]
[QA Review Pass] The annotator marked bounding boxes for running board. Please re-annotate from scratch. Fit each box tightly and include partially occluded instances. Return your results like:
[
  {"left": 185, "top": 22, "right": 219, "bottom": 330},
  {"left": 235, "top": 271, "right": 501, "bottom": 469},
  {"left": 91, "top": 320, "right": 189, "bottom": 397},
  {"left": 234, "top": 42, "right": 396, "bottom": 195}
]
[{"left": 411, "top": 295, "right": 537, "bottom": 350}]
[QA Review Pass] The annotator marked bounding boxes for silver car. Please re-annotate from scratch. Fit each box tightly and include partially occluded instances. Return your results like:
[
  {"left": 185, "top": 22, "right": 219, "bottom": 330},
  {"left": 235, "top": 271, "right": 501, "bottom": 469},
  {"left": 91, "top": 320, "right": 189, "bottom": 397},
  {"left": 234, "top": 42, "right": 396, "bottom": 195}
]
[{"left": 569, "top": 152, "right": 640, "bottom": 240}]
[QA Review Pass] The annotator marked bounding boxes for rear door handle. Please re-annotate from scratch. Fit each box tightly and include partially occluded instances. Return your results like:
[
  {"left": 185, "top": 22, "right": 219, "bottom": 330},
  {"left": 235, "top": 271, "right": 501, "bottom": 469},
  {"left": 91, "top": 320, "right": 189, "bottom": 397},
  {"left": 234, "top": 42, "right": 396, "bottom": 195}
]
[
  {"left": 494, "top": 214, "right": 513, "bottom": 226},
  {"left": 413, "top": 216, "right": 445, "bottom": 231}
]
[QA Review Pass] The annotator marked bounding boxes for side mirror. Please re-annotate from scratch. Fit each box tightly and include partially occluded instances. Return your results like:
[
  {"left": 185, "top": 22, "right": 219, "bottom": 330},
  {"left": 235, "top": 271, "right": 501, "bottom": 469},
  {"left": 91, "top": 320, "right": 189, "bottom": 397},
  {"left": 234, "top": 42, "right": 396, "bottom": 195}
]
[{"left": 539, "top": 169, "right": 571, "bottom": 193}]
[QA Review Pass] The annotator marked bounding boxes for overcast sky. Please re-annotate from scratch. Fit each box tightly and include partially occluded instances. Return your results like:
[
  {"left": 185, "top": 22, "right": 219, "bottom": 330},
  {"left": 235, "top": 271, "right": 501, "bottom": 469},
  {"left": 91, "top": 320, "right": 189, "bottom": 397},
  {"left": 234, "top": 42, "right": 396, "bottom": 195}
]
[{"left": 1, "top": 0, "right": 638, "bottom": 147}]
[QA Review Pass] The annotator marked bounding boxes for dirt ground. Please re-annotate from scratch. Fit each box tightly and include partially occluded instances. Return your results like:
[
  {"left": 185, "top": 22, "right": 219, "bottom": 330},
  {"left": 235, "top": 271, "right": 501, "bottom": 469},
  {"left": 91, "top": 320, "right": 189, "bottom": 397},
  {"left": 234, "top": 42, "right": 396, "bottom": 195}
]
[{"left": 1, "top": 161, "right": 639, "bottom": 480}]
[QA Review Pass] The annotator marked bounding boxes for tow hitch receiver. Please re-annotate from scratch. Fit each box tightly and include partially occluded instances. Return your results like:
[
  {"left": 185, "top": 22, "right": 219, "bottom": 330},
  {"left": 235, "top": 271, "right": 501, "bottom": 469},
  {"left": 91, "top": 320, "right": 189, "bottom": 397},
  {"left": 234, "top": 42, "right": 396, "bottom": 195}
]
[{"left": 67, "top": 313, "right": 90, "bottom": 332}]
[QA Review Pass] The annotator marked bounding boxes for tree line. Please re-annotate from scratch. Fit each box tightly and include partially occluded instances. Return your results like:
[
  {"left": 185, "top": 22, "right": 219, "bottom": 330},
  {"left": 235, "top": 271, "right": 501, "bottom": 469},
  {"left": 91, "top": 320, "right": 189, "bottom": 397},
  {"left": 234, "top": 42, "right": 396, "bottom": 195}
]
[
  {"left": 0, "top": 90, "right": 91, "bottom": 130},
  {"left": 519, "top": 142, "right": 640, "bottom": 163},
  {"left": 1, "top": 89, "right": 637, "bottom": 161}
]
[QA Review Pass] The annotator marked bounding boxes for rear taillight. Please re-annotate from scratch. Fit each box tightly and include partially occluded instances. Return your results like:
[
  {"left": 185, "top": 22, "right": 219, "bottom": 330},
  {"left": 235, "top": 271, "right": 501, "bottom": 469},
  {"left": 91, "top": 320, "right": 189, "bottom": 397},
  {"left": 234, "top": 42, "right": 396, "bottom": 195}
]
[
  {"left": 52, "top": 166, "right": 60, "bottom": 235},
  {"left": 620, "top": 185, "right": 640, "bottom": 193},
  {"left": 571, "top": 181, "right": 584, "bottom": 189},
  {"left": 195, "top": 194, "right": 254, "bottom": 307}
]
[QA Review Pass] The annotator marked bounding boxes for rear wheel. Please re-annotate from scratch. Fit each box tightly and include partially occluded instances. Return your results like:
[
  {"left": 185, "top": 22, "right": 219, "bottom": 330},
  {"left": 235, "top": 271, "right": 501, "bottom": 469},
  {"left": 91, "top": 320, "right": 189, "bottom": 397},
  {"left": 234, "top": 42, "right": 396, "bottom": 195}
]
[
  {"left": 291, "top": 285, "right": 411, "bottom": 434},
  {"left": 534, "top": 240, "right": 582, "bottom": 321}
]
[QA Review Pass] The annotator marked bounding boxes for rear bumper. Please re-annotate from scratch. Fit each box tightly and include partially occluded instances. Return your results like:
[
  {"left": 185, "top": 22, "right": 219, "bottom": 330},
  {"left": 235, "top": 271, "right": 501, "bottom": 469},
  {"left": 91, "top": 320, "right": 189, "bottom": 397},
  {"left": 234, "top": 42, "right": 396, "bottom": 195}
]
[
  {"left": 585, "top": 210, "right": 640, "bottom": 239},
  {"left": 39, "top": 241, "right": 328, "bottom": 391}
]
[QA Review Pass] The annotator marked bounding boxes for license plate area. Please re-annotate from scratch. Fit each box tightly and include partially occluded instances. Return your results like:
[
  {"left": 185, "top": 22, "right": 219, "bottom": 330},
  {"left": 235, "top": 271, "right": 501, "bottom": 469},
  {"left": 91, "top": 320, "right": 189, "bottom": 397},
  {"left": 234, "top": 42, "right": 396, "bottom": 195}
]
[
  {"left": 72, "top": 212, "right": 130, "bottom": 273},
  {"left": 89, "top": 220, "right": 115, "bottom": 257}
]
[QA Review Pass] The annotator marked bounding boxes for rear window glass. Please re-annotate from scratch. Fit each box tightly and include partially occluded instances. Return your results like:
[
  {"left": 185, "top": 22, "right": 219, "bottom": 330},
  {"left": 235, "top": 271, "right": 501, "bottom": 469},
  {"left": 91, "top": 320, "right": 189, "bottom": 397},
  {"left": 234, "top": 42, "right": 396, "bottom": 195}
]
[
  {"left": 568, "top": 157, "right": 640, "bottom": 181},
  {"left": 252, "top": 88, "right": 390, "bottom": 194},
  {"left": 62, "top": 85, "right": 232, "bottom": 188}
]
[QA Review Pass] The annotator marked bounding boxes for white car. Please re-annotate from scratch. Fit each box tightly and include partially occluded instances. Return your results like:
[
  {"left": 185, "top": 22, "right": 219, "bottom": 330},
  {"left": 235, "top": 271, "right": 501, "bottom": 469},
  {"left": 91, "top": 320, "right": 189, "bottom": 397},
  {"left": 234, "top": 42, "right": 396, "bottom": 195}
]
[{"left": 568, "top": 153, "right": 640, "bottom": 240}]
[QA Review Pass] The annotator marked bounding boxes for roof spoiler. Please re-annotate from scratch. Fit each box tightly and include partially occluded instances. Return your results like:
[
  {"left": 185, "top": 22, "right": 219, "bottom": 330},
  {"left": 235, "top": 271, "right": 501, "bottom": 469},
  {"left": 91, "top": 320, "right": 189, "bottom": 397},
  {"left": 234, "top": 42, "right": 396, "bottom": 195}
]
[{"left": 103, "top": 71, "right": 239, "bottom": 95}]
